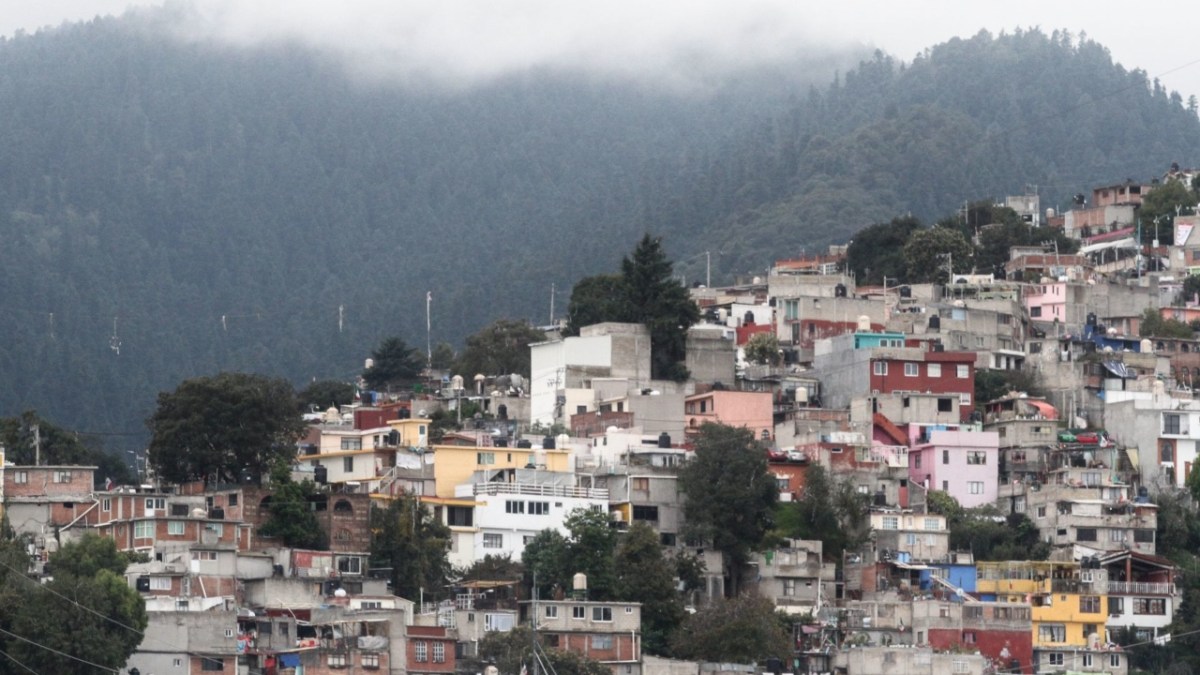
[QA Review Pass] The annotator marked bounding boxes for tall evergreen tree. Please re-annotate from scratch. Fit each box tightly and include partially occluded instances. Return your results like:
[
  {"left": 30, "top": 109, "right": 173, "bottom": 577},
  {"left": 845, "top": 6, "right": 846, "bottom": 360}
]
[{"left": 369, "top": 495, "right": 452, "bottom": 601}]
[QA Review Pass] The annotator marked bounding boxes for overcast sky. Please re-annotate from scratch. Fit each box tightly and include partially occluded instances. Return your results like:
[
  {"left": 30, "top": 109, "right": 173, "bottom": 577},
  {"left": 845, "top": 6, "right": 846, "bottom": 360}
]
[{"left": 5, "top": 1, "right": 1200, "bottom": 97}]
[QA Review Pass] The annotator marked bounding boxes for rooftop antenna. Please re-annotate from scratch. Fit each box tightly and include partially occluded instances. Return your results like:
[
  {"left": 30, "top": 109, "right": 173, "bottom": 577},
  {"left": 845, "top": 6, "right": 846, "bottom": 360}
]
[{"left": 110, "top": 316, "right": 121, "bottom": 355}]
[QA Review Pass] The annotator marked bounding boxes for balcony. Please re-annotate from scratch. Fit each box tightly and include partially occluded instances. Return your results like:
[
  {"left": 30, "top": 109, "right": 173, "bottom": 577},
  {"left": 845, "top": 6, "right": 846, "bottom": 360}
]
[
  {"left": 1106, "top": 581, "right": 1175, "bottom": 596},
  {"left": 469, "top": 483, "right": 609, "bottom": 500}
]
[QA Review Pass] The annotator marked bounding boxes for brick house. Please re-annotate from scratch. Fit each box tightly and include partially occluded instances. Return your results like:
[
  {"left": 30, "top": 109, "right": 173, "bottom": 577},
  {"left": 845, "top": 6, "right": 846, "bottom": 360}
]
[{"left": 521, "top": 600, "right": 641, "bottom": 675}]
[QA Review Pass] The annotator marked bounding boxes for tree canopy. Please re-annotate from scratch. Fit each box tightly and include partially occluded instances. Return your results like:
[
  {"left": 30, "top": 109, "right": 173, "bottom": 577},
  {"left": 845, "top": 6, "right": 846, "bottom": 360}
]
[
  {"left": 259, "top": 472, "right": 328, "bottom": 550},
  {"left": 146, "top": 372, "right": 306, "bottom": 485},
  {"left": 679, "top": 423, "right": 778, "bottom": 594},
  {"left": 846, "top": 216, "right": 923, "bottom": 284},
  {"left": 0, "top": 411, "right": 133, "bottom": 488},
  {"left": 452, "top": 319, "right": 547, "bottom": 380},
  {"left": 615, "top": 522, "right": 685, "bottom": 655},
  {"left": 564, "top": 236, "right": 699, "bottom": 380},
  {"left": 903, "top": 226, "right": 973, "bottom": 283},
  {"left": 296, "top": 379, "right": 355, "bottom": 412},
  {"left": 472, "top": 627, "right": 612, "bottom": 675},
  {"left": 362, "top": 337, "right": 425, "bottom": 391},
  {"left": 776, "top": 464, "right": 869, "bottom": 561},
  {"left": 369, "top": 494, "right": 452, "bottom": 602},
  {"left": 669, "top": 594, "right": 792, "bottom": 664}
]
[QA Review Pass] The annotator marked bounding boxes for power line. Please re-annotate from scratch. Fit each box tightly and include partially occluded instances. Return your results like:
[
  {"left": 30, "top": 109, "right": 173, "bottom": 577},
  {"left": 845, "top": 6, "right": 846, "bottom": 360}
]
[
  {"left": 0, "top": 647, "right": 40, "bottom": 675},
  {"left": 0, "top": 627, "right": 118, "bottom": 674}
]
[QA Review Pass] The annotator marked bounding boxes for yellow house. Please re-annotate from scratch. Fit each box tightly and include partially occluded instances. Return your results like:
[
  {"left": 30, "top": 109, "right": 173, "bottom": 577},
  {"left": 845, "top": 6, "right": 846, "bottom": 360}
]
[
  {"left": 977, "top": 561, "right": 1107, "bottom": 648},
  {"left": 425, "top": 444, "right": 571, "bottom": 498}
]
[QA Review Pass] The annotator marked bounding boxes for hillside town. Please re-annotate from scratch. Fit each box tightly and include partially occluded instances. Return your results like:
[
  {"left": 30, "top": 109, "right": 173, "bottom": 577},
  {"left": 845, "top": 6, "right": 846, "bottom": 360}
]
[{"left": 8, "top": 171, "right": 1200, "bottom": 675}]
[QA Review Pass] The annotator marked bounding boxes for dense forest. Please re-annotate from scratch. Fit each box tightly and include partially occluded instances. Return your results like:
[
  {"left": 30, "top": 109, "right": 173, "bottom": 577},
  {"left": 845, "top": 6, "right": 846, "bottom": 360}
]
[{"left": 0, "top": 14, "right": 1198, "bottom": 450}]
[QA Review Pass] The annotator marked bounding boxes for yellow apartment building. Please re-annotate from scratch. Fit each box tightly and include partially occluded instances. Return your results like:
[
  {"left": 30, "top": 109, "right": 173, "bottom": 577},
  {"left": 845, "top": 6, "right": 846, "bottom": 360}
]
[{"left": 977, "top": 561, "right": 1107, "bottom": 648}]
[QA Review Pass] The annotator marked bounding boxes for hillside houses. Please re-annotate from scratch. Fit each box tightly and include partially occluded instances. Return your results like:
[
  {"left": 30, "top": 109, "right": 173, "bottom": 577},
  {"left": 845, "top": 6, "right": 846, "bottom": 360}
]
[{"left": 13, "top": 176, "right": 1200, "bottom": 675}]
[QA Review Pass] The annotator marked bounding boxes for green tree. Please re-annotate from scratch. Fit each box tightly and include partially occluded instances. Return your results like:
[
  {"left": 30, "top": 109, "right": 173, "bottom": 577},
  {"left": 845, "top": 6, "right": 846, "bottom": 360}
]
[
  {"left": 565, "top": 274, "right": 629, "bottom": 336},
  {"left": 146, "top": 372, "right": 306, "bottom": 485},
  {"left": 0, "top": 536, "right": 147, "bottom": 674},
  {"left": 0, "top": 411, "right": 134, "bottom": 489},
  {"left": 1139, "top": 307, "right": 1194, "bottom": 339},
  {"left": 903, "top": 227, "right": 973, "bottom": 283},
  {"left": 670, "top": 594, "right": 792, "bottom": 664},
  {"left": 743, "top": 332, "right": 781, "bottom": 366},
  {"left": 522, "top": 528, "right": 573, "bottom": 599},
  {"left": 453, "top": 319, "right": 547, "bottom": 380},
  {"left": 777, "top": 464, "right": 870, "bottom": 560},
  {"left": 1176, "top": 275, "right": 1200, "bottom": 306},
  {"left": 679, "top": 423, "right": 778, "bottom": 595},
  {"left": 1140, "top": 178, "right": 1198, "bottom": 243},
  {"left": 846, "top": 216, "right": 923, "bottom": 284},
  {"left": 296, "top": 379, "right": 355, "bottom": 411},
  {"left": 363, "top": 336, "right": 425, "bottom": 391},
  {"left": 565, "top": 236, "right": 700, "bottom": 381},
  {"left": 472, "top": 627, "right": 611, "bottom": 675},
  {"left": 49, "top": 533, "right": 130, "bottom": 578},
  {"left": 458, "top": 553, "right": 523, "bottom": 583},
  {"left": 974, "top": 368, "right": 1045, "bottom": 405},
  {"left": 370, "top": 494, "right": 452, "bottom": 601},
  {"left": 430, "top": 342, "right": 457, "bottom": 371},
  {"left": 564, "top": 508, "right": 619, "bottom": 600},
  {"left": 259, "top": 478, "right": 328, "bottom": 550},
  {"left": 615, "top": 522, "right": 685, "bottom": 655}
]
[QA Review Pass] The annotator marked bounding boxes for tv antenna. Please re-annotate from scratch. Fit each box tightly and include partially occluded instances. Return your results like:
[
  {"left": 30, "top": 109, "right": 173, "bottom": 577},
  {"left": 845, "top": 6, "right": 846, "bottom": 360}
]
[{"left": 110, "top": 317, "right": 121, "bottom": 355}]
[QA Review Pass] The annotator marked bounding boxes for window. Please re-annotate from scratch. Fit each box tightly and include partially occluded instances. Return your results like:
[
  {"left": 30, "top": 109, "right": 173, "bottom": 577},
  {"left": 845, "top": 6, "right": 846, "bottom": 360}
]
[
  {"left": 1031, "top": 306, "right": 1043, "bottom": 318},
  {"left": 483, "top": 533, "right": 503, "bottom": 549},
  {"left": 174, "top": 659, "right": 182, "bottom": 667},
  {"left": 339, "top": 437, "right": 362, "bottom": 451},
  {"left": 201, "top": 658, "right": 224, "bottom": 671},
  {"left": 1110, "top": 529, "right": 1128, "bottom": 543},
  {"left": 942, "top": 450, "right": 950, "bottom": 465},
  {"left": 545, "top": 606, "right": 559, "bottom": 618},
  {"left": 433, "top": 642, "right": 445, "bottom": 662},
  {"left": 360, "top": 601, "right": 383, "bottom": 609},
  {"left": 505, "top": 500, "right": 525, "bottom": 514},
  {"left": 914, "top": 454, "right": 922, "bottom": 469},
  {"left": 592, "top": 607, "right": 613, "bottom": 622},
  {"left": 1110, "top": 654, "right": 1121, "bottom": 667},
  {"left": 963, "top": 606, "right": 983, "bottom": 619},
  {"left": 227, "top": 493, "right": 238, "bottom": 506},
  {"left": 1081, "top": 596, "right": 1101, "bottom": 613},
  {"left": 53, "top": 470, "right": 72, "bottom": 483},
  {"left": 928, "top": 363, "right": 942, "bottom": 378},
  {"left": 959, "top": 392, "right": 972, "bottom": 407},
  {"left": 134, "top": 521, "right": 153, "bottom": 539},
  {"left": 337, "top": 557, "right": 362, "bottom": 575},
  {"left": 12, "top": 471, "right": 27, "bottom": 484},
  {"left": 573, "top": 606, "right": 586, "bottom": 619},
  {"left": 529, "top": 501, "right": 550, "bottom": 515},
  {"left": 414, "top": 641, "right": 428, "bottom": 662},
  {"left": 1135, "top": 529, "right": 1155, "bottom": 543},
  {"left": 102, "top": 498, "right": 111, "bottom": 512},
  {"left": 448, "top": 506, "right": 473, "bottom": 527},
  {"left": 783, "top": 579, "right": 796, "bottom": 596},
  {"left": 343, "top": 456, "right": 354, "bottom": 472},
  {"left": 632, "top": 505, "right": 659, "bottom": 521},
  {"left": 1162, "top": 442, "right": 1175, "bottom": 462},
  {"left": 477, "top": 452, "right": 495, "bottom": 465},
  {"left": 968, "top": 482, "right": 984, "bottom": 495},
  {"left": 168, "top": 521, "right": 185, "bottom": 536},
  {"left": 145, "top": 497, "right": 165, "bottom": 512},
  {"left": 966, "top": 451, "right": 986, "bottom": 465},
  {"left": 881, "top": 516, "right": 898, "bottom": 530},
  {"left": 150, "top": 576, "right": 172, "bottom": 590},
  {"left": 873, "top": 361, "right": 887, "bottom": 376},
  {"left": 632, "top": 477, "right": 649, "bottom": 491},
  {"left": 1165, "top": 413, "right": 1184, "bottom": 435},
  {"left": 1077, "top": 528, "right": 1097, "bottom": 542},
  {"left": 591, "top": 635, "right": 613, "bottom": 649},
  {"left": 784, "top": 299, "right": 799, "bottom": 320},
  {"left": 484, "top": 613, "right": 514, "bottom": 632},
  {"left": 194, "top": 550, "right": 218, "bottom": 561},
  {"left": 362, "top": 653, "right": 380, "bottom": 669},
  {"left": 956, "top": 364, "right": 969, "bottom": 378},
  {"left": 1047, "top": 653, "right": 1064, "bottom": 666},
  {"left": 1134, "top": 598, "right": 1166, "bottom": 615},
  {"left": 924, "top": 518, "right": 940, "bottom": 531},
  {"left": 904, "top": 363, "right": 919, "bottom": 377},
  {"left": 953, "top": 660, "right": 969, "bottom": 673},
  {"left": 1039, "top": 624, "right": 1066, "bottom": 643}
]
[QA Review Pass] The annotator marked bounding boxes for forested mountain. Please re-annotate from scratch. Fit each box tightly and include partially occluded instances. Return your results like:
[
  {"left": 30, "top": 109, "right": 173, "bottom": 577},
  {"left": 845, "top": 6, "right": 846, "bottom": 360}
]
[{"left": 0, "top": 15, "right": 1197, "bottom": 450}]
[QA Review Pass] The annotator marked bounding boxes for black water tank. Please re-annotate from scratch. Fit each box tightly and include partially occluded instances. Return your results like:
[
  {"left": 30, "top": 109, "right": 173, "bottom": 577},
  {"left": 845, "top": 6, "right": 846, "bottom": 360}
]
[
  {"left": 658, "top": 432, "right": 671, "bottom": 448},
  {"left": 899, "top": 286, "right": 912, "bottom": 298},
  {"left": 543, "top": 436, "right": 556, "bottom": 450},
  {"left": 314, "top": 465, "right": 328, "bottom": 484},
  {"left": 516, "top": 439, "right": 532, "bottom": 449},
  {"left": 744, "top": 311, "right": 755, "bottom": 325},
  {"left": 388, "top": 430, "right": 400, "bottom": 445},
  {"left": 495, "top": 438, "right": 508, "bottom": 448},
  {"left": 497, "top": 404, "right": 508, "bottom": 420},
  {"left": 398, "top": 407, "right": 411, "bottom": 419},
  {"left": 873, "top": 491, "right": 887, "bottom": 507},
  {"left": 834, "top": 283, "right": 847, "bottom": 298}
]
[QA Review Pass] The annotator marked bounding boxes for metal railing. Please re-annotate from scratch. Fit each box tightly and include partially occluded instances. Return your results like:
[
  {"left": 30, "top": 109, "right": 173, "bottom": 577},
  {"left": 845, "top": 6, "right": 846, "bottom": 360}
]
[{"left": 471, "top": 483, "right": 609, "bottom": 500}]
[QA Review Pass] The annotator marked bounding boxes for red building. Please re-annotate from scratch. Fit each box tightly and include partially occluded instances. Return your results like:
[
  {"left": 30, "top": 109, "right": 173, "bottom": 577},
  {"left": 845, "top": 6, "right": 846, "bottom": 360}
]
[
  {"left": 407, "top": 625, "right": 457, "bottom": 675},
  {"left": 868, "top": 349, "right": 978, "bottom": 421}
]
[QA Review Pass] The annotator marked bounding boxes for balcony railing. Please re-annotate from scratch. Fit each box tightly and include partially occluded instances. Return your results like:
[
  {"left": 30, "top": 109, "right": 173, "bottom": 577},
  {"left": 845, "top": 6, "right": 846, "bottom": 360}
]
[
  {"left": 471, "top": 483, "right": 608, "bottom": 500},
  {"left": 1106, "top": 581, "right": 1175, "bottom": 596}
]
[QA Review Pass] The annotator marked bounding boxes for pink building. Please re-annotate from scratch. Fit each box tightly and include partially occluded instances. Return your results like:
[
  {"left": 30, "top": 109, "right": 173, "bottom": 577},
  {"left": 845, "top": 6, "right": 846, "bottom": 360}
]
[
  {"left": 684, "top": 389, "right": 773, "bottom": 442},
  {"left": 908, "top": 429, "right": 1000, "bottom": 508},
  {"left": 1024, "top": 282, "right": 1067, "bottom": 323}
]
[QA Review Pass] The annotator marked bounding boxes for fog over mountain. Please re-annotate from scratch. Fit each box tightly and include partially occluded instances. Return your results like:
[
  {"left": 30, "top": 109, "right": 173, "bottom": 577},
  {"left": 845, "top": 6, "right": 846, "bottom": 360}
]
[{"left": 0, "top": 7, "right": 1197, "bottom": 452}]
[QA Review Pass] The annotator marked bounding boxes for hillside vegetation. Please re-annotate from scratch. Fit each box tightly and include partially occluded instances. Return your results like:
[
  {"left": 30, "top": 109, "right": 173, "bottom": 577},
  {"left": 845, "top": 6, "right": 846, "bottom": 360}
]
[{"left": 0, "top": 17, "right": 1197, "bottom": 447}]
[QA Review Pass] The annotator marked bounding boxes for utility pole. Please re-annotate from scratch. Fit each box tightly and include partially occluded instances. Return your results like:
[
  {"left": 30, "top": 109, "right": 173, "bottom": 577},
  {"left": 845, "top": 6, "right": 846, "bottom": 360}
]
[
  {"left": 705, "top": 251, "right": 711, "bottom": 288},
  {"left": 549, "top": 283, "right": 555, "bottom": 325}
]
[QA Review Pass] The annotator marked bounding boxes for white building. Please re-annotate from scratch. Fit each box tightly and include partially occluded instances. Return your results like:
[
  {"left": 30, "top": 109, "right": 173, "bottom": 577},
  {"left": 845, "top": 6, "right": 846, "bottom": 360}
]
[
  {"left": 530, "top": 323, "right": 652, "bottom": 426},
  {"left": 453, "top": 470, "right": 609, "bottom": 561}
]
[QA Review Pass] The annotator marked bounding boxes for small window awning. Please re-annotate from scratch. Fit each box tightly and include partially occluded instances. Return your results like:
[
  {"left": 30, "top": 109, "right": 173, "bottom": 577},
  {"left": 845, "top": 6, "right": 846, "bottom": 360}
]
[{"left": 1027, "top": 400, "right": 1058, "bottom": 420}]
